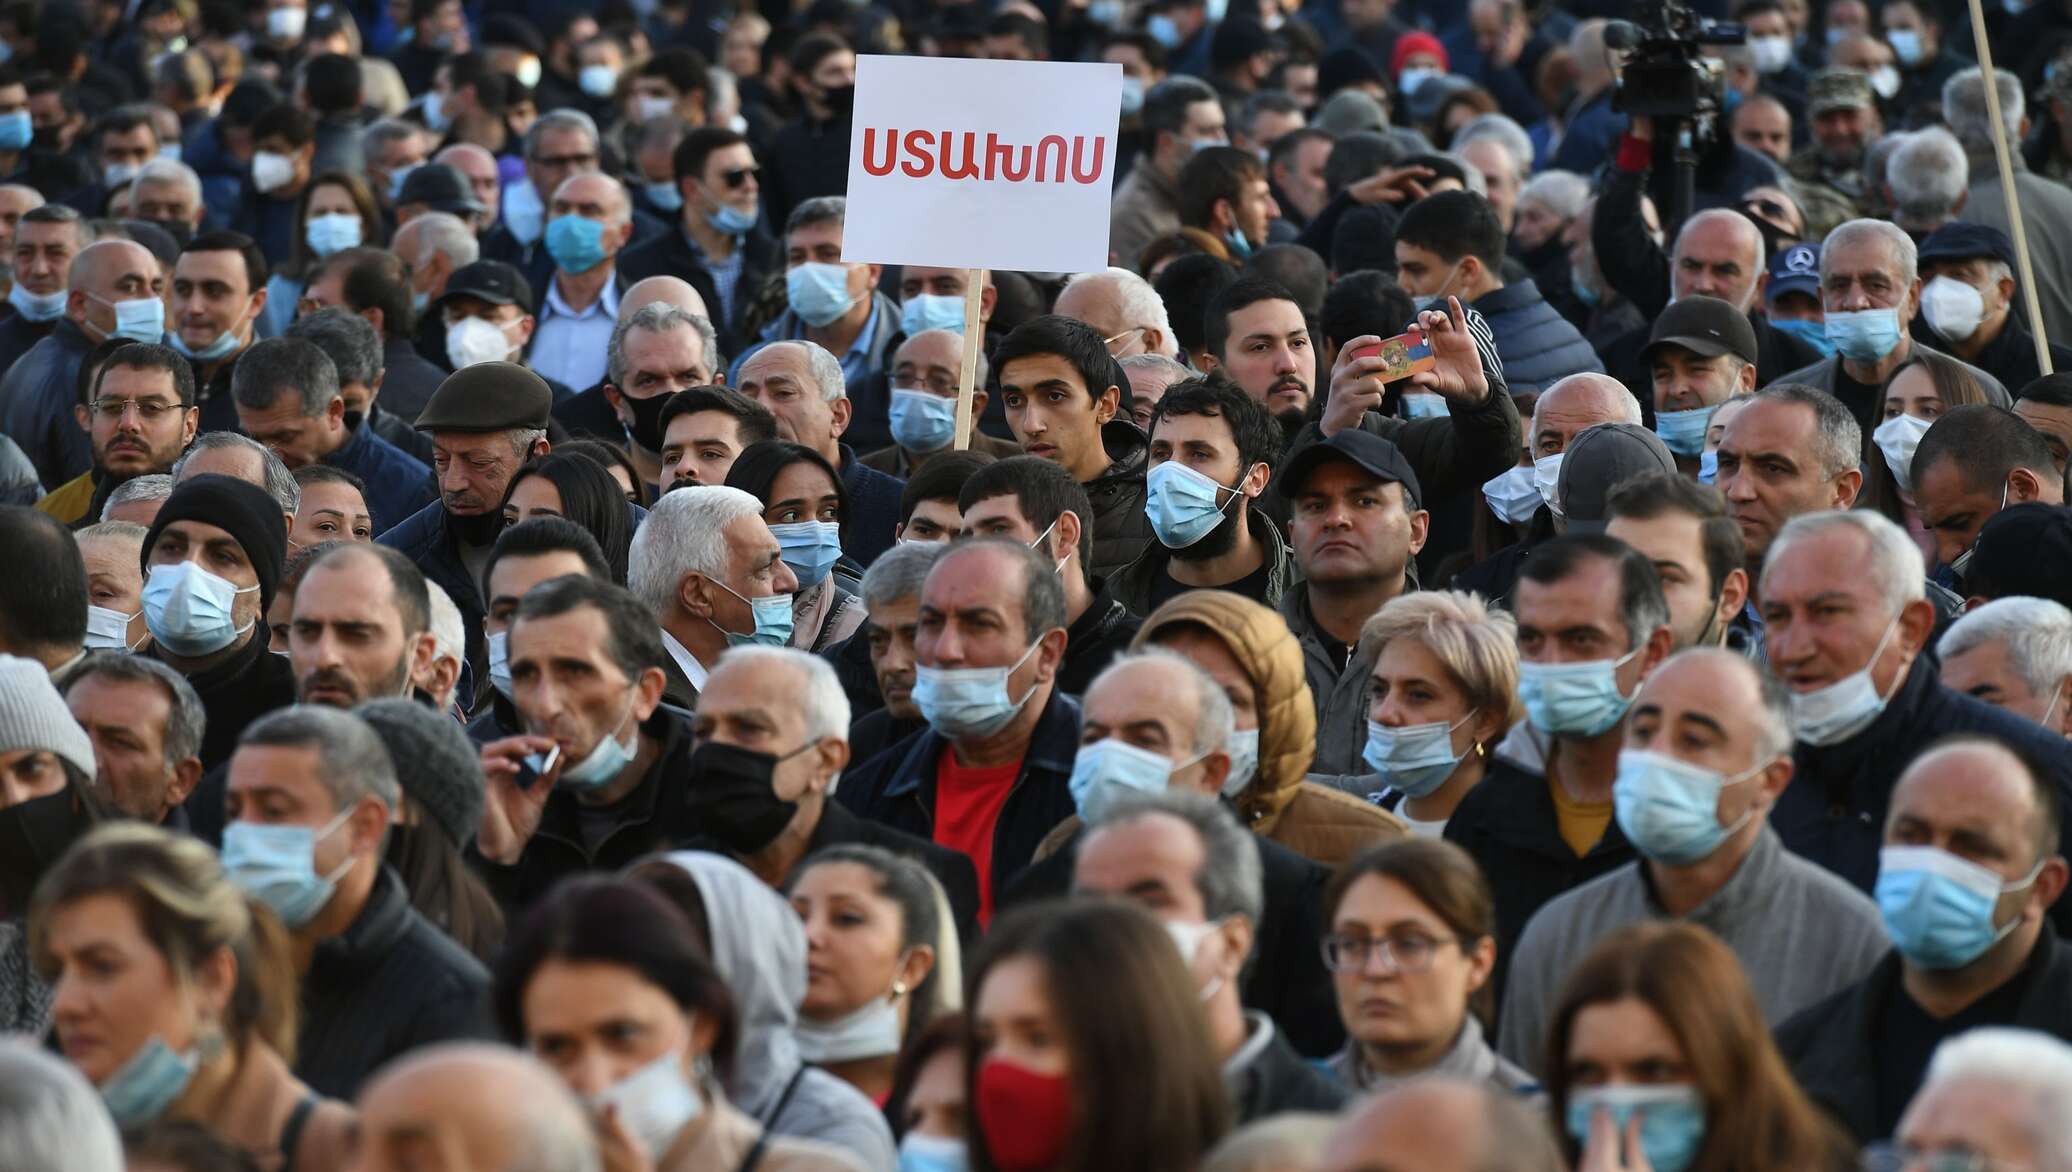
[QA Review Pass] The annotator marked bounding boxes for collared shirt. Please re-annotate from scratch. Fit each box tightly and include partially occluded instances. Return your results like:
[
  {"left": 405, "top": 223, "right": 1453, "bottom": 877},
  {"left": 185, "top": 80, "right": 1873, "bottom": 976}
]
[
  {"left": 684, "top": 230, "right": 744, "bottom": 330},
  {"left": 531, "top": 269, "right": 621, "bottom": 390},
  {"left": 660, "top": 629, "right": 710, "bottom": 694},
  {"left": 780, "top": 297, "right": 885, "bottom": 389},
  {"left": 1220, "top": 1011, "right": 1279, "bottom": 1095}
]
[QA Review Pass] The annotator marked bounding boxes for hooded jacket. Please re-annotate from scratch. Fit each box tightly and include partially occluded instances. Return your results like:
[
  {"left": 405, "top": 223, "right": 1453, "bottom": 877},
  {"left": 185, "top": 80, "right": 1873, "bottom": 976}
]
[
  {"left": 1110, "top": 508, "right": 1301, "bottom": 620},
  {"left": 1133, "top": 590, "right": 1406, "bottom": 866},
  {"left": 659, "top": 852, "right": 898, "bottom": 1172}
]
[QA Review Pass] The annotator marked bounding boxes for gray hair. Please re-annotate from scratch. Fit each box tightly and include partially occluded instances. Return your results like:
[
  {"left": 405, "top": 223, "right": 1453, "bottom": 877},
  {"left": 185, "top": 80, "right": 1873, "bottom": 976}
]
[
  {"left": 1657, "top": 647, "right": 1794, "bottom": 762},
  {"left": 1201, "top": 1115, "right": 1337, "bottom": 1172},
  {"left": 715, "top": 645, "right": 851, "bottom": 743},
  {"left": 1824, "top": 217, "right": 1919, "bottom": 287},
  {"left": 524, "top": 109, "right": 600, "bottom": 160},
  {"left": 1939, "top": 597, "right": 2072, "bottom": 700},
  {"left": 237, "top": 705, "right": 400, "bottom": 815},
  {"left": 1887, "top": 128, "right": 1970, "bottom": 225},
  {"left": 1119, "top": 353, "right": 1193, "bottom": 383},
  {"left": 425, "top": 579, "right": 464, "bottom": 679},
  {"left": 287, "top": 307, "right": 386, "bottom": 385},
  {"left": 1064, "top": 266, "right": 1175, "bottom": 342},
  {"left": 1518, "top": 169, "right": 1590, "bottom": 222},
  {"left": 171, "top": 432, "right": 300, "bottom": 514},
  {"left": 1453, "top": 113, "right": 1534, "bottom": 177},
  {"left": 230, "top": 337, "right": 341, "bottom": 417},
  {"left": 1943, "top": 66, "right": 2025, "bottom": 152},
  {"left": 1092, "top": 648, "right": 1235, "bottom": 758},
  {"left": 627, "top": 484, "right": 765, "bottom": 618},
  {"left": 783, "top": 194, "right": 846, "bottom": 238},
  {"left": 859, "top": 540, "right": 945, "bottom": 611},
  {"left": 0, "top": 1038, "right": 123, "bottom": 1172},
  {"left": 505, "top": 428, "right": 548, "bottom": 461},
  {"left": 100, "top": 472, "right": 171, "bottom": 521},
  {"left": 131, "top": 157, "right": 201, "bottom": 204},
  {"left": 1763, "top": 509, "right": 1928, "bottom": 618},
  {"left": 794, "top": 340, "right": 846, "bottom": 402},
  {"left": 1749, "top": 383, "right": 1862, "bottom": 479},
  {"left": 1921, "top": 1028, "right": 2072, "bottom": 1171},
  {"left": 607, "top": 302, "right": 720, "bottom": 388},
  {"left": 362, "top": 118, "right": 420, "bottom": 169},
  {"left": 397, "top": 210, "right": 479, "bottom": 269},
  {"left": 932, "top": 537, "right": 1067, "bottom": 642},
  {"left": 1446, "top": 152, "right": 1489, "bottom": 196},
  {"left": 1087, "top": 787, "right": 1265, "bottom": 937},
  {"left": 64, "top": 649, "right": 206, "bottom": 768}
]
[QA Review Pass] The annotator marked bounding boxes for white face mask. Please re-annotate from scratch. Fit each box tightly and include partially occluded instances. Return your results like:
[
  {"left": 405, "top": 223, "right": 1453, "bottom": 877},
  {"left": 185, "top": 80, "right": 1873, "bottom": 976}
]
[
  {"left": 1872, "top": 413, "right": 1933, "bottom": 492},
  {"left": 1921, "top": 275, "right": 1987, "bottom": 342},
  {"left": 1790, "top": 618, "right": 1901, "bottom": 745},
  {"left": 1531, "top": 452, "right": 1565, "bottom": 515},
  {"left": 251, "top": 150, "right": 295, "bottom": 194},
  {"left": 445, "top": 316, "right": 519, "bottom": 369},
  {"left": 586, "top": 1049, "right": 703, "bottom": 1158},
  {"left": 1221, "top": 728, "right": 1260, "bottom": 798},
  {"left": 796, "top": 989, "right": 906, "bottom": 1063},
  {"left": 84, "top": 604, "right": 142, "bottom": 650}
]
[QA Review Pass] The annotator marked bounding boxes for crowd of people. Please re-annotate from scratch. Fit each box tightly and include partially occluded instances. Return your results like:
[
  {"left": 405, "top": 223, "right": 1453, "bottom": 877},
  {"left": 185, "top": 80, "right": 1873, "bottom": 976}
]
[{"left": 7, "top": 0, "right": 2072, "bottom": 1169}]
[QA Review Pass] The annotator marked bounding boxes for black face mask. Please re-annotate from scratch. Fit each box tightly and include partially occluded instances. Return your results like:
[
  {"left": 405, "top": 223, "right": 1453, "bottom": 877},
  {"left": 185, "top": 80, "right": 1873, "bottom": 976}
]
[
  {"left": 30, "top": 126, "right": 60, "bottom": 152},
  {"left": 819, "top": 83, "right": 856, "bottom": 116},
  {"left": 619, "top": 387, "right": 675, "bottom": 453},
  {"left": 342, "top": 409, "right": 365, "bottom": 433},
  {"left": 146, "top": 218, "right": 194, "bottom": 248},
  {"left": 685, "top": 739, "right": 810, "bottom": 855}
]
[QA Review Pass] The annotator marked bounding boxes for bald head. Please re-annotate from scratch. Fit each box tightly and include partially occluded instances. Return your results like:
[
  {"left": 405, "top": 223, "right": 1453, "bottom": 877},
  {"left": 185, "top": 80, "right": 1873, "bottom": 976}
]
[
  {"left": 66, "top": 239, "right": 158, "bottom": 333},
  {"left": 1531, "top": 373, "right": 1642, "bottom": 457},
  {"left": 552, "top": 172, "right": 631, "bottom": 225},
  {"left": 1673, "top": 209, "right": 1766, "bottom": 310},
  {"left": 1055, "top": 267, "right": 1177, "bottom": 359},
  {"left": 354, "top": 1043, "right": 600, "bottom": 1172},
  {"left": 620, "top": 275, "right": 708, "bottom": 322},
  {"left": 1893, "top": 738, "right": 2061, "bottom": 866},
  {"left": 1316, "top": 1079, "right": 1565, "bottom": 1172}
]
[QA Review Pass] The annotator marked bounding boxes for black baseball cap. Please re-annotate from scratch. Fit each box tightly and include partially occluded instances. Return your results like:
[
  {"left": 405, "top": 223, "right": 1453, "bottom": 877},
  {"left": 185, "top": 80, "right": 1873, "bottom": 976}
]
[
  {"left": 435, "top": 260, "right": 533, "bottom": 314},
  {"left": 1277, "top": 429, "right": 1423, "bottom": 509},
  {"left": 1966, "top": 502, "right": 2072, "bottom": 608},
  {"left": 398, "top": 162, "right": 487, "bottom": 216},
  {"left": 1643, "top": 295, "right": 1759, "bottom": 365},
  {"left": 1919, "top": 222, "right": 2018, "bottom": 271}
]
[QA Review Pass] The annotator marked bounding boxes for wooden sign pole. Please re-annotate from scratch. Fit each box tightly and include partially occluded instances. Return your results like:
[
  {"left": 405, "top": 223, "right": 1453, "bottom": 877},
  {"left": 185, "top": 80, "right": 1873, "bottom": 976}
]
[
  {"left": 1966, "top": 0, "right": 2053, "bottom": 375},
  {"left": 953, "top": 268, "right": 986, "bottom": 450}
]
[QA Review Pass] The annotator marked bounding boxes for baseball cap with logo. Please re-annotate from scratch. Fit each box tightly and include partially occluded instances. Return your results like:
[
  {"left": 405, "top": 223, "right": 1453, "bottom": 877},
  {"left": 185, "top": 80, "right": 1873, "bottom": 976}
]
[{"left": 1767, "top": 242, "right": 1821, "bottom": 304}]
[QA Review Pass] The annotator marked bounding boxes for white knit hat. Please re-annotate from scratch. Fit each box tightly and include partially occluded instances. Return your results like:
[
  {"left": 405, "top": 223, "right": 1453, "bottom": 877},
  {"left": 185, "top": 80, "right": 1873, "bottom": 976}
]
[{"left": 0, "top": 655, "right": 95, "bottom": 781}]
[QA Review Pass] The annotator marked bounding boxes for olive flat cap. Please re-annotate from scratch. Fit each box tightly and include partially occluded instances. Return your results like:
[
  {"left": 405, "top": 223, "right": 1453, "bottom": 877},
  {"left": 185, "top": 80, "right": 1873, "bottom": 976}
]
[{"left": 414, "top": 362, "right": 554, "bottom": 432}]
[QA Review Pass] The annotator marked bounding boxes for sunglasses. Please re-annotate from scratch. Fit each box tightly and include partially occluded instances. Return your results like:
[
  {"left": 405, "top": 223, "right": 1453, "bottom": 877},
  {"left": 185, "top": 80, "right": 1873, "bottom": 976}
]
[{"left": 720, "top": 165, "right": 761, "bottom": 189}]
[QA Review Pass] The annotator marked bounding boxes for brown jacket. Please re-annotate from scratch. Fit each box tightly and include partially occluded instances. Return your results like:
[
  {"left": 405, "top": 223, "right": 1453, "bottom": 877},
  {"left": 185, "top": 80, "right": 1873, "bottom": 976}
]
[
  {"left": 659, "top": 1088, "right": 869, "bottom": 1172},
  {"left": 1134, "top": 590, "right": 1405, "bottom": 866},
  {"left": 194, "top": 1039, "right": 354, "bottom": 1172}
]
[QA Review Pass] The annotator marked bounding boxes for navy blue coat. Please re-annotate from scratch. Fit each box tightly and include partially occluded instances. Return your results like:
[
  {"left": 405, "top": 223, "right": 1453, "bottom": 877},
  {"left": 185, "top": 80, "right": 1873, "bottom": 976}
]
[
  {"left": 839, "top": 443, "right": 905, "bottom": 568},
  {"left": 0, "top": 319, "right": 94, "bottom": 488},
  {"left": 1470, "top": 279, "right": 1605, "bottom": 400},
  {"left": 327, "top": 422, "right": 435, "bottom": 536}
]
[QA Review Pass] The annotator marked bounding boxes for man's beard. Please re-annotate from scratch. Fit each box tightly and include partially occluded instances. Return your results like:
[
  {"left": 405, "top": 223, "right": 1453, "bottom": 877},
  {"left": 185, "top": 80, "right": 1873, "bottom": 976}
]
[
  {"left": 1170, "top": 501, "right": 1245, "bottom": 563},
  {"left": 299, "top": 657, "right": 412, "bottom": 707}
]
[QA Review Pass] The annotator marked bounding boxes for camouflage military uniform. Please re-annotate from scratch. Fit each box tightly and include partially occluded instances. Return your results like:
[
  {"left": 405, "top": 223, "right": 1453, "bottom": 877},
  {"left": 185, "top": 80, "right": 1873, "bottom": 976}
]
[{"left": 1789, "top": 67, "right": 1879, "bottom": 240}]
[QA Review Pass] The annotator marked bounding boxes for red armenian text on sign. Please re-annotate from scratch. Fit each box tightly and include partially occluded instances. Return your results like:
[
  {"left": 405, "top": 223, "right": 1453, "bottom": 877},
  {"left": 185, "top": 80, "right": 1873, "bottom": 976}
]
[{"left": 858, "top": 131, "right": 1109, "bottom": 185}]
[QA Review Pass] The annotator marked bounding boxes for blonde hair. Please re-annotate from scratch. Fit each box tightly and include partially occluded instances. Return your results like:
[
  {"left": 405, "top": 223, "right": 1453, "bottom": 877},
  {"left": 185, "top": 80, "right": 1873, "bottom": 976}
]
[
  {"left": 1358, "top": 590, "right": 1524, "bottom": 746},
  {"left": 29, "top": 823, "right": 300, "bottom": 1062}
]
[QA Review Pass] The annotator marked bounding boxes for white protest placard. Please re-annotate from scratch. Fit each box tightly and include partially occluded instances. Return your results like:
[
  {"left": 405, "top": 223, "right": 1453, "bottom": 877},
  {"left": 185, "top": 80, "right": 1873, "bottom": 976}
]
[{"left": 841, "top": 55, "right": 1122, "bottom": 274}]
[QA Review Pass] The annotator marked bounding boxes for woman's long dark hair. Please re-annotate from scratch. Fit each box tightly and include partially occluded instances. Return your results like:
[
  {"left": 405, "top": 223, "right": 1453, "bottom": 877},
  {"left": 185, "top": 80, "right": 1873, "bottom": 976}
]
[
  {"left": 724, "top": 439, "right": 850, "bottom": 551},
  {"left": 964, "top": 899, "right": 1229, "bottom": 1172},
  {"left": 383, "top": 807, "right": 505, "bottom": 965},
  {"left": 500, "top": 452, "right": 635, "bottom": 585},
  {"left": 286, "top": 171, "right": 385, "bottom": 280}
]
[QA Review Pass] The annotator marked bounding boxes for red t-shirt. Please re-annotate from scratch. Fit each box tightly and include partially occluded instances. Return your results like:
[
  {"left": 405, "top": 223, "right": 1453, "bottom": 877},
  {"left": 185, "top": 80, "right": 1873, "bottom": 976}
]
[{"left": 932, "top": 751, "right": 1021, "bottom": 924}]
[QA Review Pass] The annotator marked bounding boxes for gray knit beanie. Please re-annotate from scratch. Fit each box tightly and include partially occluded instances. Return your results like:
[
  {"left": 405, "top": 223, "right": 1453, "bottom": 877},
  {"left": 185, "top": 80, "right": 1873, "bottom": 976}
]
[
  {"left": 354, "top": 698, "right": 484, "bottom": 848},
  {"left": 0, "top": 655, "right": 94, "bottom": 781}
]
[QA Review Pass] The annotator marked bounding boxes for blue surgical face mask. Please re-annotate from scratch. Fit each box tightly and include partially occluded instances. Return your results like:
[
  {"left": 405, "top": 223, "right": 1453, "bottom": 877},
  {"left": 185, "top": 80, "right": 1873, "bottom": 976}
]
[
  {"left": 1887, "top": 27, "right": 1924, "bottom": 65},
  {"left": 1613, "top": 749, "right": 1766, "bottom": 865},
  {"left": 1698, "top": 448, "right": 1719, "bottom": 484},
  {"left": 787, "top": 261, "right": 858, "bottom": 327},
  {"left": 890, "top": 388, "right": 958, "bottom": 453},
  {"left": 1363, "top": 713, "right": 1474, "bottom": 798},
  {"left": 89, "top": 292, "right": 166, "bottom": 343},
  {"left": 1789, "top": 618, "right": 1899, "bottom": 746},
  {"left": 913, "top": 638, "right": 1044, "bottom": 739},
  {"left": 770, "top": 519, "right": 843, "bottom": 587},
  {"left": 98, "top": 1036, "right": 200, "bottom": 1127},
  {"left": 503, "top": 181, "right": 545, "bottom": 246},
  {"left": 1145, "top": 459, "right": 1250, "bottom": 549},
  {"left": 707, "top": 201, "right": 758, "bottom": 235},
  {"left": 1653, "top": 405, "right": 1716, "bottom": 457},
  {"left": 304, "top": 212, "right": 362, "bottom": 257},
  {"left": 1398, "top": 66, "right": 1441, "bottom": 95},
  {"left": 901, "top": 293, "right": 966, "bottom": 336},
  {"left": 711, "top": 578, "right": 794, "bottom": 647},
  {"left": 559, "top": 693, "right": 638, "bottom": 788},
  {"left": 221, "top": 807, "right": 355, "bottom": 927},
  {"left": 1824, "top": 307, "right": 1904, "bottom": 363},
  {"left": 1225, "top": 227, "right": 1253, "bottom": 259},
  {"left": 8, "top": 280, "right": 65, "bottom": 322},
  {"left": 0, "top": 108, "right": 30, "bottom": 152},
  {"left": 1120, "top": 75, "right": 1147, "bottom": 116},
  {"left": 1564, "top": 1085, "right": 1706, "bottom": 1172},
  {"left": 1483, "top": 464, "right": 1542, "bottom": 525},
  {"left": 1769, "top": 315, "right": 1838, "bottom": 358},
  {"left": 1069, "top": 737, "right": 1198, "bottom": 819},
  {"left": 899, "top": 1132, "right": 970, "bottom": 1172},
  {"left": 488, "top": 629, "right": 512, "bottom": 698},
  {"left": 1519, "top": 646, "right": 1644, "bottom": 738},
  {"left": 1571, "top": 264, "right": 1603, "bottom": 307},
  {"left": 388, "top": 162, "right": 421, "bottom": 203},
  {"left": 1221, "top": 728, "right": 1259, "bottom": 798},
  {"left": 171, "top": 321, "right": 244, "bottom": 362},
  {"left": 545, "top": 214, "right": 610, "bottom": 274},
  {"left": 644, "top": 180, "right": 684, "bottom": 212},
  {"left": 142, "top": 561, "right": 258, "bottom": 657},
  {"left": 1413, "top": 260, "right": 1466, "bottom": 314},
  {"left": 1147, "top": 14, "right": 1182, "bottom": 47},
  {"left": 1876, "top": 844, "right": 2041, "bottom": 970}
]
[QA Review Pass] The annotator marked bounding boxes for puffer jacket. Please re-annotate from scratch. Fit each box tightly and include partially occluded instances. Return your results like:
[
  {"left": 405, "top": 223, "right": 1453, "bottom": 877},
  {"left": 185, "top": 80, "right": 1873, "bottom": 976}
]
[
  {"left": 1469, "top": 279, "right": 1603, "bottom": 399},
  {"left": 1133, "top": 590, "right": 1406, "bottom": 866},
  {"left": 1087, "top": 419, "right": 1154, "bottom": 580}
]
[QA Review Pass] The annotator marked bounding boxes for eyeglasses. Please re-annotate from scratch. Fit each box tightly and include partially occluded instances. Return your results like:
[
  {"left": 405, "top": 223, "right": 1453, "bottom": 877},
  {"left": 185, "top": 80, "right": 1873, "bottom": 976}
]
[
  {"left": 1861, "top": 1143, "right": 2021, "bottom": 1172},
  {"left": 894, "top": 372, "right": 957, "bottom": 395},
  {"left": 89, "top": 397, "right": 184, "bottom": 421},
  {"left": 719, "top": 165, "right": 761, "bottom": 188},
  {"left": 1320, "top": 932, "right": 1461, "bottom": 975},
  {"left": 535, "top": 153, "right": 598, "bottom": 170}
]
